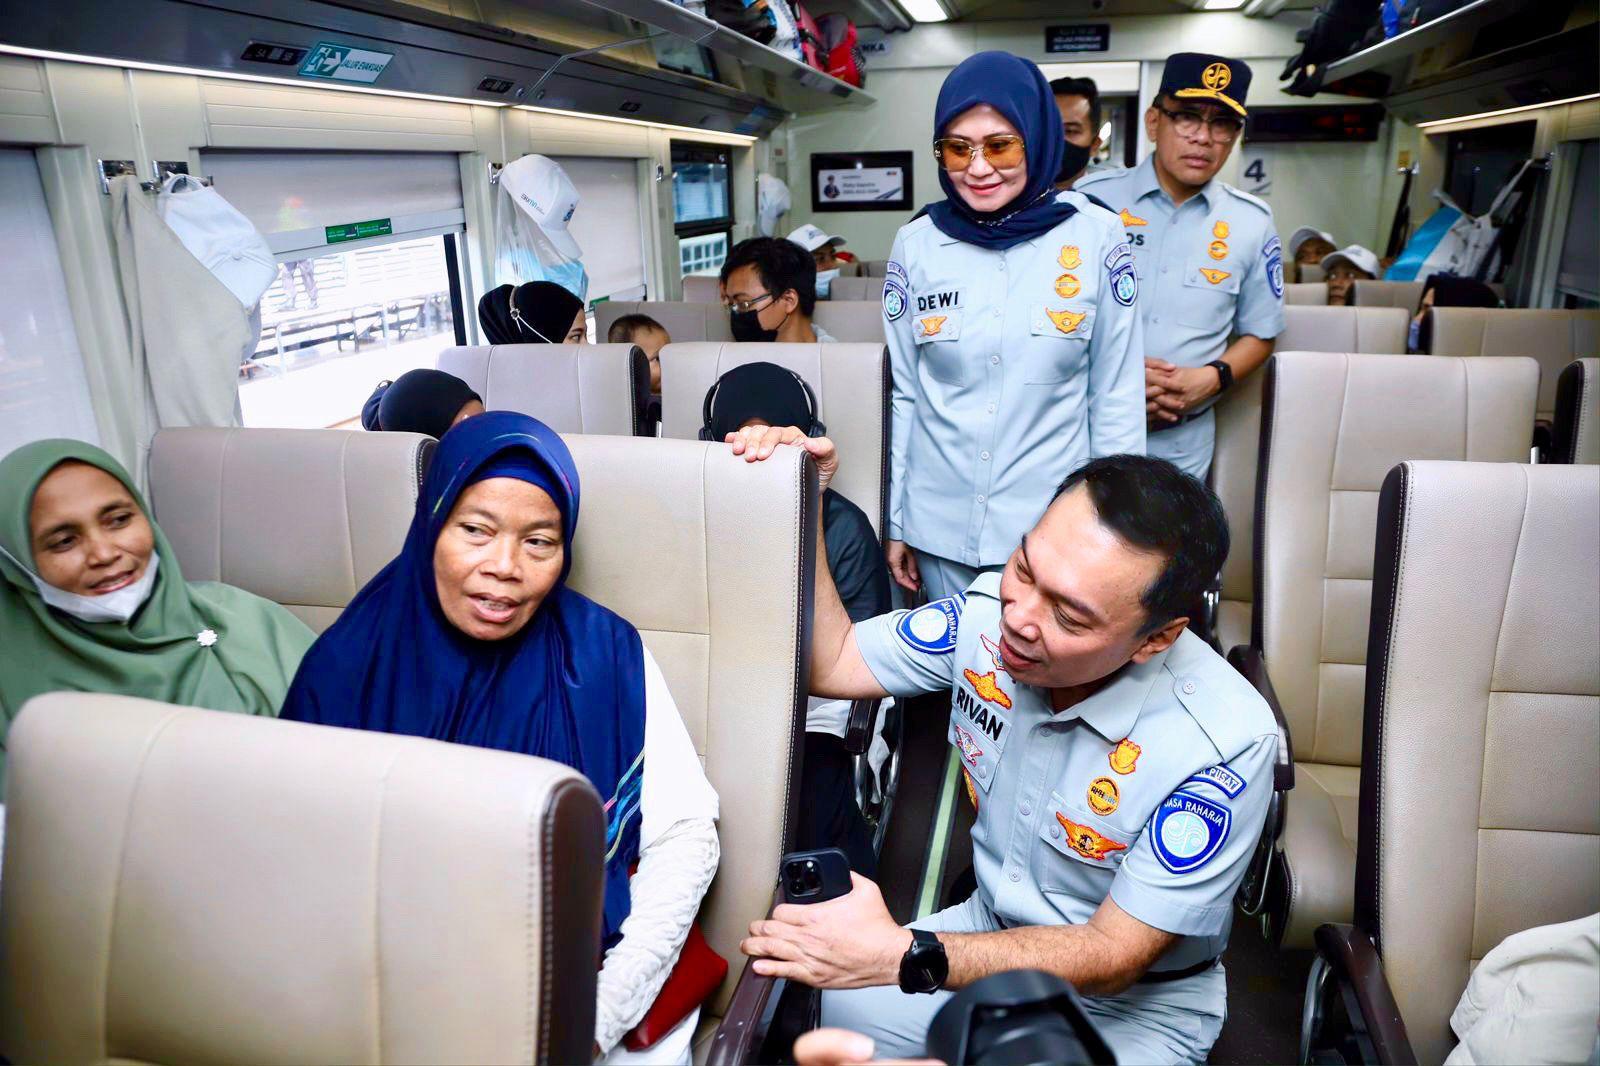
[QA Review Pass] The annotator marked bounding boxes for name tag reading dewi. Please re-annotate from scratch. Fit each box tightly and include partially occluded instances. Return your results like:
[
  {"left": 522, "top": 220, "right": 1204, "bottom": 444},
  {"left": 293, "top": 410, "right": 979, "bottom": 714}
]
[{"left": 916, "top": 289, "right": 962, "bottom": 313}]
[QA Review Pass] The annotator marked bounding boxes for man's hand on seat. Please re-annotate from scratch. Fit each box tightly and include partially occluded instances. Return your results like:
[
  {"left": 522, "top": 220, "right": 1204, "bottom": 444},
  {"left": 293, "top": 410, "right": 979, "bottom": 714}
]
[
  {"left": 742, "top": 873, "right": 910, "bottom": 989},
  {"left": 726, "top": 425, "right": 839, "bottom": 492}
]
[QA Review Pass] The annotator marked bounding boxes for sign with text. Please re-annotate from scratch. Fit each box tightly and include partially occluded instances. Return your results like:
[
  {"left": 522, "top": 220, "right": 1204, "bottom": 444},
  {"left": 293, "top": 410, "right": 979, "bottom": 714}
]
[
  {"left": 1045, "top": 24, "right": 1110, "bottom": 54},
  {"left": 299, "top": 42, "right": 394, "bottom": 84},
  {"left": 810, "top": 151, "right": 914, "bottom": 213},
  {"left": 325, "top": 218, "right": 393, "bottom": 244}
]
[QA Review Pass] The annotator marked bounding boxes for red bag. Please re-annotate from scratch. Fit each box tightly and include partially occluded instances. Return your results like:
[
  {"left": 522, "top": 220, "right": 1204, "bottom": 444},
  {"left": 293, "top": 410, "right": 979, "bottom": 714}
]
[
  {"left": 815, "top": 13, "right": 865, "bottom": 87},
  {"left": 622, "top": 922, "right": 729, "bottom": 1051},
  {"left": 793, "top": 2, "right": 828, "bottom": 72}
]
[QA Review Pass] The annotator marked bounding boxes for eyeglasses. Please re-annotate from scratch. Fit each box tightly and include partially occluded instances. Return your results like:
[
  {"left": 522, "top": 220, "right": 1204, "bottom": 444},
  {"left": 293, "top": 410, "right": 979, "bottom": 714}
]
[
  {"left": 725, "top": 291, "right": 775, "bottom": 314},
  {"left": 932, "top": 134, "right": 1026, "bottom": 172},
  {"left": 1157, "top": 106, "right": 1243, "bottom": 143}
]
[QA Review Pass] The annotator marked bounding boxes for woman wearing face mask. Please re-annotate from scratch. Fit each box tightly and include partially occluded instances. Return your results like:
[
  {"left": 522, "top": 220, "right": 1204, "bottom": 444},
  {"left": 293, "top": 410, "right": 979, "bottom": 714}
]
[
  {"left": 718, "top": 237, "right": 836, "bottom": 344},
  {"left": 280, "top": 412, "right": 719, "bottom": 1063},
  {"left": 1408, "top": 272, "right": 1501, "bottom": 353},
  {"left": 0, "top": 440, "right": 315, "bottom": 786},
  {"left": 478, "top": 280, "right": 589, "bottom": 345},
  {"left": 882, "top": 51, "right": 1146, "bottom": 601}
]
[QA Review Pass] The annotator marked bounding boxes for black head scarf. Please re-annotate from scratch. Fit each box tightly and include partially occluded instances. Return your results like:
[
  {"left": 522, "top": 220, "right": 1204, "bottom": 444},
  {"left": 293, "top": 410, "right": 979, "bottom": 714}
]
[
  {"left": 476, "top": 281, "right": 586, "bottom": 345},
  {"left": 703, "top": 362, "right": 821, "bottom": 442},
  {"left": 366, "top": 369, "right": 481, "bottom": 439},
  {"left": 1421, "top": 273, "right": 1501, "bottom": 312}
]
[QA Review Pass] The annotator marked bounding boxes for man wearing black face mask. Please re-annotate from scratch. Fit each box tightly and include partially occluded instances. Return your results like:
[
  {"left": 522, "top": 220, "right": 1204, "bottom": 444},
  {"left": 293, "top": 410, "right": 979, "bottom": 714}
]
[
  {"left": 720, "top": 237, "right": 837, "bottom": 344},
  {"left": 1050, "top": 76, "right": 1102, "bottom": 190}
]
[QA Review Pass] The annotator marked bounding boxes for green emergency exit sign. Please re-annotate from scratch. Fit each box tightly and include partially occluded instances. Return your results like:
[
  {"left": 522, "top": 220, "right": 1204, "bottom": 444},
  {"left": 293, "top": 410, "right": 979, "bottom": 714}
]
[{"left": 325, "top": 218, "right": 393, "bottom": 243}]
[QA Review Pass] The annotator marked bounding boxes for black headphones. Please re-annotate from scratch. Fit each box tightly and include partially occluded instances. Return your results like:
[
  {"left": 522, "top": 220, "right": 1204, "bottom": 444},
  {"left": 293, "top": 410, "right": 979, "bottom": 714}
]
[{"left": 699, "top": 365, "right": 826, "bottom": 442}]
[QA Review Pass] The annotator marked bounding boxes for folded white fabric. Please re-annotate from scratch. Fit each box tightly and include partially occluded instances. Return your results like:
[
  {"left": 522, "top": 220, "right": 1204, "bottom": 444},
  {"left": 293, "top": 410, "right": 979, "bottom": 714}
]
[{"left": 158, "top": 174, "right": 276, "bottom": 309}]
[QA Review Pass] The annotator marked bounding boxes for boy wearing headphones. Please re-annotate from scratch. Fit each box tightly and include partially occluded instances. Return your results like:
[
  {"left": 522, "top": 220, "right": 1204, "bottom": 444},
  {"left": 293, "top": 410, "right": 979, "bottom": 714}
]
[{"left": 704, "top": 362, "right": 888, "bottom": 872}]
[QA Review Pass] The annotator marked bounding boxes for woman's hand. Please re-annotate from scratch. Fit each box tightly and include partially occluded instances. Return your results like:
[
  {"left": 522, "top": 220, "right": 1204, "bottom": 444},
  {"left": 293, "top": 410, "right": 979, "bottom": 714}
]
[
  {"left": 725, "top": 425, "right": 839, "bottom": 492},
  {"left": 884, "top": 540, "right": 921, "bottom": 594}
]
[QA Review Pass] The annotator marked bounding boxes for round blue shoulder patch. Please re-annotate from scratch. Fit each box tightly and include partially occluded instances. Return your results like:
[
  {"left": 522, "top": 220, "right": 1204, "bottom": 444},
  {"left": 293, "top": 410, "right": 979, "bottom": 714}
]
[
  {"left": 1111, "top": 261, "right": 1138, "bottom": 306},
  {"left": 895, "top": 596, "right": 962, "bottom": 654},
  {"left": 883, "top": 282, "right": 907, "bottom": 322},
  {"left": 1151, "top": 790, "right": 1231, "bottom": 874}
]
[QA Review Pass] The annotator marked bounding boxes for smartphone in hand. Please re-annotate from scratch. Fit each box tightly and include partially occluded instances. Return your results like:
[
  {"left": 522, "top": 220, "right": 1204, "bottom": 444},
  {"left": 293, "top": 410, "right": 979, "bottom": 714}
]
[{"left": 779, "top": 848, "right": 852, "bottom": 905}]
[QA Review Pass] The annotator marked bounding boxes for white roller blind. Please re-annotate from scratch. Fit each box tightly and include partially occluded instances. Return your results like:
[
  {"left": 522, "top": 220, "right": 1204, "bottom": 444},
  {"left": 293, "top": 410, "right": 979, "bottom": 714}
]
[
  {"left": 0, "top": 149, "right": 99, "bottom": 458},
  {"left": 201, "top": 150, "right": 465, "bottom": 257},
  {"left": 551, "top": 156, "right": 648, "bottom": 303}
]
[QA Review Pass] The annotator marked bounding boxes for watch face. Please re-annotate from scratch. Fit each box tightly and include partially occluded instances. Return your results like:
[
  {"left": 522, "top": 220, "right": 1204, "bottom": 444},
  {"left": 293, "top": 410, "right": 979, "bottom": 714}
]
[{"left": 901, "top": 933, "right": 948, "bottom": 993}]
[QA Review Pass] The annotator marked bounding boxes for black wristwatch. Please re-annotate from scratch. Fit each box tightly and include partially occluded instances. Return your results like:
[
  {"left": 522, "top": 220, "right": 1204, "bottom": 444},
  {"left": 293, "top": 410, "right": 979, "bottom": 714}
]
[
  {"left": 1208, "top": 359, "right": 1234, "bottom": 393},
  {"left": 898, "top": 928, "right": 948, "bottom": 994}
]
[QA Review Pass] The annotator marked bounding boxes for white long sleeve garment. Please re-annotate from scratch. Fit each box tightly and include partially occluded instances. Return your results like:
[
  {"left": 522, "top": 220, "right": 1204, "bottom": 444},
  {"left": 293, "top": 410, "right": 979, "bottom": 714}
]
[{"left": 595, "top": 649, "right": 721, "bottom": 1061}]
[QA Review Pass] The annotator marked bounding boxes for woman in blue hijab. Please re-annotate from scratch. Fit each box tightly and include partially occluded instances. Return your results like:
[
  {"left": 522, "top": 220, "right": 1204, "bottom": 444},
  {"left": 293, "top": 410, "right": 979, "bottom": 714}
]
[
  {"left": 282, "top": 411, "right": 719, "bottom": 1063},
  {"left": 881, "top": 51, "right": 1145, "bottom": 602}
]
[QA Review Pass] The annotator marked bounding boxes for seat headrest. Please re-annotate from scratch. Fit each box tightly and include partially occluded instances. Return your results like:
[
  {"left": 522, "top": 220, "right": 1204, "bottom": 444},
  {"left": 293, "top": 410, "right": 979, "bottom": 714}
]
[
  {"left": 1426, "top": 308, "right": 1600, "bottom": 418},
  {"left": 594, "top": 301, "right": 732, "bottom": 344},
  {"left": 437, "top": 343, "right": 649, "bottom": 436},
  {"left": 812, "top": 301, "right": 886, "bottom": 343},
  {"left": 682, "top": 274, "right": 723, "bottom": 304},
  {"left": 1284, "top": 282, "right": 1326, "bottom": 306},
  {"left": 829, "top": 275, "right": 886, "bottom": 302},
  {"left": 1279, "top": 306, "right": 1409, "bottom": 354}
]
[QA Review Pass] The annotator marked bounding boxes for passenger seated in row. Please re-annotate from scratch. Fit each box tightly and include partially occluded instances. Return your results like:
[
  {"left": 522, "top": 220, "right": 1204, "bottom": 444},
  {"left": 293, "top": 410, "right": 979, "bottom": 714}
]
[
  {"left": 279, "top": 412, "right": 718, "bottom": 1063},
  {"left": 1408, "top": 272, "right": 1501, "bottom": 352},
  {"left": 1289, "top": 226, "right": 1336, "bottom": 283},
  {"left": 721, "top": 237, "right": 836, "bottom": 344},
  {"left": 1321, "top": 244, "right": 1379, "bottom": 306},
  {"left": 703, "top": 362, "right": 887, "bottom": 872},
  {"left": 607, "top": 312, "right": 669, "bottom": 394},
  {"left": 478, "top": 280, "right": 588, "bottom": 345},
  {"left": 787, "top": 223, "right": 852, "bottom": 299},
  {"left": 360, "top": 368, "right": 483, "bottom": 437},
  {"left": 0, "top": 440, "right": 314, "bottom": 785}
]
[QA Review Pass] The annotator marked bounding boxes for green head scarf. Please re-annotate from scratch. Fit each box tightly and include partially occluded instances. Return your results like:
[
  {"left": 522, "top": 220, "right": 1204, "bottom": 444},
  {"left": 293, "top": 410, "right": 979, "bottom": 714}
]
[{"left": 0, "top": 439, "right": 316, "bottom": 781}]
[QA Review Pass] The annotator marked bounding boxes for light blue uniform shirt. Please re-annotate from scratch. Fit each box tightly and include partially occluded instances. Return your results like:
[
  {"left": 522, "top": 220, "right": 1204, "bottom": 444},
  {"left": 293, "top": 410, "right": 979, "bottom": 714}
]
[
  {"left": 883, "top": 194, "right": 1146, "bottom": 568},
  {"left": 855, "top": 573, "right": 1277, "bottom": 968},
  {"left": 1077, "top": 158, "right": 1285, "bottom": 478}
]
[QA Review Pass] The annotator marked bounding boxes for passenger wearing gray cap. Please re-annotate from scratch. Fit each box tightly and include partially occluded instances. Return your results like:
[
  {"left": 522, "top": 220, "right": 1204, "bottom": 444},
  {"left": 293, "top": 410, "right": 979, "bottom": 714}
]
[
  {"left": 1288, "top": 226, "right": 1336, "bottom": 282},
  {"left": 1320, "top": 244, "right": 1379, "bottom": 306}
]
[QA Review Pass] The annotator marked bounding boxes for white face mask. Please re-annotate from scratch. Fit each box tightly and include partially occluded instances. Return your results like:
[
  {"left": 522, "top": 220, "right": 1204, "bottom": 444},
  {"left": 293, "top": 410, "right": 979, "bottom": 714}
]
[
  {"left": 815, "top": 267, "right": 840, "bottom": 299},
  {"left": 0, "top": 540, "right": 160, "bottom": 624}
]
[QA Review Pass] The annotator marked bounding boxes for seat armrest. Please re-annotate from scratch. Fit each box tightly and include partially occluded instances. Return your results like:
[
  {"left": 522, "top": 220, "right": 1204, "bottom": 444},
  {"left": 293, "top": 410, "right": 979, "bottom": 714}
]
[
  {"left": 1309, "top": 923, "right": 1417, "bottom": 1065},
  {"left": 843, "top": 698, "right": 881, "bottom": 755},
  {"left": 1227, "top": 645, "right": 1294, "bottom": 790},
  {"left": 707, "top": 891, "right": 783, "bottom": 1066}
]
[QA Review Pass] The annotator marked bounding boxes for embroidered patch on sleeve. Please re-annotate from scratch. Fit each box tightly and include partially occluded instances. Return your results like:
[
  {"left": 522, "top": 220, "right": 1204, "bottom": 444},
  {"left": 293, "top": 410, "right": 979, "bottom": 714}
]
[
  {"left": 1151, "top": 790, "right": 1231, "bottom": 874},
  {"left": 894, "top": 595, "right": 963, "bottom": 654}
]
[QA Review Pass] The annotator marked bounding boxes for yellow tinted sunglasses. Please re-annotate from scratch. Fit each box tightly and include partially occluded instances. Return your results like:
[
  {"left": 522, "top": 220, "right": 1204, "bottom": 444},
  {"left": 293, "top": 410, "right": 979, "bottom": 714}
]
[{"left": 932, "top": 134, "right": 1026, "bottom": 172}]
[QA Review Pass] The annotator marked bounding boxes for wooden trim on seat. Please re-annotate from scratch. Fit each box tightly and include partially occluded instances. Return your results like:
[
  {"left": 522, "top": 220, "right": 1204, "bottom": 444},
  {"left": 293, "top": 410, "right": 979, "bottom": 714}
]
[{"left": 540, "top": 776, "right": 606, "bottom": 1065}]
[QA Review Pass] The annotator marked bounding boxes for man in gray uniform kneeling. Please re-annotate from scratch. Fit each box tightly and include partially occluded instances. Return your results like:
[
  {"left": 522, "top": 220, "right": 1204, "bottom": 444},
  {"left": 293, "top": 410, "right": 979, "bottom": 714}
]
[{"left": 728, "top": 426, "right": 1277, "bottom": 1064}]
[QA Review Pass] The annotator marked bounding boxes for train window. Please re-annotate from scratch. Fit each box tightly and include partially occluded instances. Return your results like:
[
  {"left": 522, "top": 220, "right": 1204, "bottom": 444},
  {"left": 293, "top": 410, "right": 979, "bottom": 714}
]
[
  {"left": 1443, "top": 121, "right": 1536, "bottom": 217},
  {"left": 0, "top": 149, "right": 100, "bottom": 456},
  {"left": 549, "top": 156, "right": 650, "bottom": 307},
  {"left": 673, "top": 144, "right": 733, "bottom": 280},
  {"left": 1555, "top": 139, "right": 1598, "bottom": 308}
]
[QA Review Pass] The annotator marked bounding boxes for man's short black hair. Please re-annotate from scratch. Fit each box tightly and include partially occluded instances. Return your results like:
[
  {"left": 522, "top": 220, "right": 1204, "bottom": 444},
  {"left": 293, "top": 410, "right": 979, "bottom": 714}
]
[
  {"left": 1049, "top": 76, "right": 1102, "bottom": 134},
  {"left": 1053, "top": 455, "right": 1229, "bottom": 636},
  {"left": 606, "top": 313, "right": 664, "bottom": 345},
  {"left": 720, "top": 237, "right": 817, "bottom": 317}
]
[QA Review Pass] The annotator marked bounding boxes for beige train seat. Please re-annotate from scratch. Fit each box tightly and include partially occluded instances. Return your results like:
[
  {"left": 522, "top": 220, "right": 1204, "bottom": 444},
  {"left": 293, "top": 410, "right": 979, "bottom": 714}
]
[
  {"left": 1285, "top": 282, "right": 1327, "bottom": 306},
  {"left": 437, "top": 343, "right": 651, "bottom": 436},
  {"left": 1242, "top": 353, "right": 1537, "bottom": 948},
  {"left": 1298, "top": 262, "right": 1325, "bottom": 283},
  {"left": 0, "top": 692, "right": 604, "bottom": 1065},
  {"left": 683, "top": 274, "right": 723, "bottom": 304},
  {"left": 1352, "top": 278, "right": 1505, "bottom": 310},
  {"left": 1553, "top": 357, "right": 1599, "bottom": 464},
  {"left": 813, "top": 300, "right": 885, "bottom": 343},
  {"left": 830, "top": 275, "right": 886, "bottom": 302},
  {"left": 1209, "top": 306, "right": 1409, "bottom": 653},
  {"left": 560, "top": 436, "right": 815, "bottom": 1059},
  {"left": 658, "top": 341, "right": 889, "bottom": 539},
  {"left": 1427, "top": 307, "right": 1600, "bottom": 420},
  {"left": 859, "top": 259, "right": 891, "bottom": 278},
  {"left": 1302, "top": 461, "right": 1600, "bottom": 1065},
  {"left": 148, "top": 427, "right": 428, "bottom": 633},
  {"left": 597, "top": 300, "right": 734, "bottom": 344}
]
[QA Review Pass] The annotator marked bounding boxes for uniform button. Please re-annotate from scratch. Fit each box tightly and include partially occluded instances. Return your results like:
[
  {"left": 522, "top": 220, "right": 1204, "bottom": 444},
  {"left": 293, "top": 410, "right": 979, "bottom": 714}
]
[
  {"left": 980, "top": 450, "right": 991, "bottom": 461},
  {"left": 976, "top": 494, "right": 986, "bottom": 504},
  {"left": 977, "top": 764, "right": 989, "bottom": 778},
  {"left": 1161, "top": 266, "right": 1168, "bottom": 274},
  {"left": 993, "top": 308, "right": 1001, "bottom": 318},
  {"left": 1020, "top": 803, "right": 1031, "bottom": 816},
  {"left": 987, "top": 402, "right": 997, "bottom": 414},
  {"left": 1008, "top": 868, "right": 1021, "bottom": 882},
  {"left": 1050, "top": 823, "right": 1061, "bottom": 839},
  {"left": 999, "top": 261, "right": 1007, "bottom": 271},
  {"left": 1152, "top": 316, "right": 1161, "bottom": 324},
  {"left": 1183, "top": 680, "right": 1197, "bottom": 695},
  {"left": 990, "top": 355, "right": 1000, "bottom": 364}
]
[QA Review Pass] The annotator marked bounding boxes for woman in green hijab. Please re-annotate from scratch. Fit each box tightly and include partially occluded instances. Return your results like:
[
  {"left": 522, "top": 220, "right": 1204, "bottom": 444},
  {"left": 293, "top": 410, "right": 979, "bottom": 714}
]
[{"left": 0, "top": 439, "right": 316, "bottom": 784}]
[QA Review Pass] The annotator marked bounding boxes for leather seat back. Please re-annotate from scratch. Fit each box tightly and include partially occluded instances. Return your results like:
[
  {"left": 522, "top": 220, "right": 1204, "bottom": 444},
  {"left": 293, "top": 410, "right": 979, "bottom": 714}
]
[
  {"left": 596, "top": 301, "right": 734, "bottom": 344},
  {"left": 1553, "top": 358, "right": 1599, "bottom": 464},
  {"left": 148, "top": 428, "right": 429, "bottom": 633},
  {"left": 683, "top": 274, "right": 723, "bottom": 304},
  {"left": 1427, "top": 308, "right": 1600, "bottom": 419},
  {"left": 1359, "top": 461, "right": 1600, "bottom": 1064},
  {"left": 1351, "top": 279, "right": 1505, "bottom": 310},
  {"left": 1209, "top": 307, "right": 1409, "bottom": 651},
  {"left": 830, "top": 275, "right": 886, "bottom": 302},
  {"left": 1256, "top": 354, "right": 1537, "bottom": 768},
  {"left": 1285, "top": 282, "right": 1326, "bottom": 305},
  {"left": 560, "top": 436, "right": 814, "bottom": 1014},
  {"left": 437, "top": 343, "right": 650, "bottom": 436},
  {"left": 860, "top": 259, "right": 891, "bottom": 278},
  {"left": 1299, "top": 262, "right": 1325, "bottom": 283},
  {"left": 813, "top": 301, "right": 886, "bottom": 343},
  {"left": 0, "top": 692, "right": 603, "bottom": 1065},
  {"left": 658, "top": 341, "right": 890, "bottom": 539}
]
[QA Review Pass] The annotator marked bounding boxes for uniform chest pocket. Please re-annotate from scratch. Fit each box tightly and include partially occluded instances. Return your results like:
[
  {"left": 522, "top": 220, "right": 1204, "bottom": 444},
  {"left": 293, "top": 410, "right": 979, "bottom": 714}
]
[
  {"left": 1025, "top": 305, "right": 1095, "bottom": 383},
  {"left": 1177, "top": 258, "right": 1242, "bottom": 331},
  {"left": 911, "top": 306, "right": 966, "bottom": 386},
  {"left": 1034, "top": 792, "right": 1134, "bottom": 890}
]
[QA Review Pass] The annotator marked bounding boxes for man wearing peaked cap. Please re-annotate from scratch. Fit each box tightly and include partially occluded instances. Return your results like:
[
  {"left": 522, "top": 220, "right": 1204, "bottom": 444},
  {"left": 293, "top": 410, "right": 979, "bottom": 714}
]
[{"left": 1078, "top": 52, "right": 1285, "bottom": 481}]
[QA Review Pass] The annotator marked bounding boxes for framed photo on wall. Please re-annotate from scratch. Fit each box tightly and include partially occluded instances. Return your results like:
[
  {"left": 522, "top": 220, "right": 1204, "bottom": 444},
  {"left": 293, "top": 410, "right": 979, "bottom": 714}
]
[{"left": 810, "top": 151, "right": 914, "bottom": 213}]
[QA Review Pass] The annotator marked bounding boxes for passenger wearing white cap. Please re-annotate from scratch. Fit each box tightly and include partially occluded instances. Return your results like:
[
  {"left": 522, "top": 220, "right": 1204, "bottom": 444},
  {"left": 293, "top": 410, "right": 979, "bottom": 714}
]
[
  {"left": 788, "top": 223, "right": 849, "bottom": 298},
  {"left": 1288, "top": 226, "right": 1336, "bottom": 283},
  {"left": 1320, "top": 244, "right": 1379, "bottom": 306},
  {"left": 494, "top": 154, "right": 589, "bottom": 300}
]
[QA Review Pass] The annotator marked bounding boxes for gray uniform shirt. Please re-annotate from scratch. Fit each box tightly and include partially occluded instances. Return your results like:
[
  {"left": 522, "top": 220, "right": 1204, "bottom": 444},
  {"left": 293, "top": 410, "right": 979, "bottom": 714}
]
[
  {"left": 1077, "top": 158, "right": 1285, "bottom": 478},
  {"left": 883, "top": 195, "right": 1146, "bottom": 567},
  {"left": 856, "top": 572, "right": 1277, "bottom": 970}
]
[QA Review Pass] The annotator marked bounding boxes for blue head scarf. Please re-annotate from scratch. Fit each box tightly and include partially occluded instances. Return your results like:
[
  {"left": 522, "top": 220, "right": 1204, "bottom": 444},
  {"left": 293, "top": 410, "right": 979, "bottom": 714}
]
[
  {"left": 924, "top": 51, "right": 1079, "bottom": 251},
  {"left": 282, "top": 411, "right": 646, "bottom": 946}
]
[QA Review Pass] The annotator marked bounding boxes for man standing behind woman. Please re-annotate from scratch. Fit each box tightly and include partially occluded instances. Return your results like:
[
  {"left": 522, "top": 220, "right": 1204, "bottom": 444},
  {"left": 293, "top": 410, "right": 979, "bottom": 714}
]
[{"left": 883, "top": 51, "right": 1145, "bottom": 600}]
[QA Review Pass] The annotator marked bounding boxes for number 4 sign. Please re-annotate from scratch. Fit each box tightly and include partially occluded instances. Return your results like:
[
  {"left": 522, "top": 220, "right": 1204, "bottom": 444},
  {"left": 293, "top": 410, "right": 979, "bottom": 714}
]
[{"left": 1244, "top": 158, "right": 1271, "bottom": 197}]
